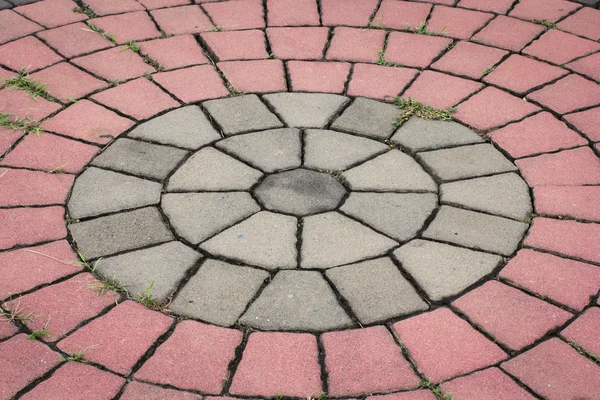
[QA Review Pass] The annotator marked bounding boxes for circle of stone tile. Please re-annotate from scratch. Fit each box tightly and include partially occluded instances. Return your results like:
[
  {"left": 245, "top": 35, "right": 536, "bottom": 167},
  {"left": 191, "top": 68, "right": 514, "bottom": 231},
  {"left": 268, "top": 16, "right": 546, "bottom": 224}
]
[{"left": 67, "top": 93, "right": 532, "bottom": 332}]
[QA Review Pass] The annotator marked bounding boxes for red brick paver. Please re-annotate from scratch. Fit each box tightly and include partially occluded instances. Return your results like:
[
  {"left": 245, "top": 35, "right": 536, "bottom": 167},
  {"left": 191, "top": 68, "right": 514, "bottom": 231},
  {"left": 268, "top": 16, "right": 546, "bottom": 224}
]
[
  {"left": 523, "top": 29, "right": 600, "bottom": 65},
  {"left": 393, "top": 308, "right": 507, "bottom": 382},
  {"left": 230, "top": 332, "right": 322, "bottom": 397},
  {"left": 566, "top": 52, "right": 600, "bottom": 82},
  {"left": 37, "top": 22, "right": 114, "bottom": 59},
  {"left": 326, "top": 27, "right": 386, "bottom": 64},
  {"left": 527, "top": 74, "right": 600, "bottom": 114},
  {"left": 41, "top": 100, "right": 134, "bottom": 144},
  {"left": 473, "top": 16, "right": 544, "bottom": 52},
  {"left": 440, "top": 367, "right": 536, "bottom": 400},
  {"left": 534, "top": 185, "right": 600, "bottom": 222},
  {"left": 151, "top": 5, "right": 214, "bottom": 35},
  {"left": 14, "top": 0, "right": 87, "bottom": 29},
  {"left": 288, "top": 60, "right": 351, "bottom": 93},
  {"left": 0, "top": 10, "right": 43, "bottom": 44},
  {"left": 0, "top": 334, "right": 60, "bottom": 399},
  {"left": 89, "top": 11, "right": 161, "bottom": 44},
  {"left": 0, "top": 36, "right": 63, "bottom": 72},
  {"left": 91, "top": 77, "right": 179, "bottom": 120},
  {"left": 57, "top": 301, "right": 172, "bottom": 375},
  {"left": 431, "top": 41, "right": 508, "bottom": 79},
  {"left": 136, "top": 320, "right": 242, "bottom": 394},
  {"left": 452, "top": 281, "right": 572, "bottom": 350},
  {"left": 267, "top": 0, "right": 320, "bottom": 27},
  {"left": 202, "top": 0, "right": 265, "bottom": 30},
  {"left": 558, "top": 7, "right": 600, "bottom": 41},
  {"left": 84, "top": 0, "right": 145, "bottom": 16},
  {"left": 121, "top": 381, "right": 202, "bottom": 399},
  {"left": 509, "top": 0, "right": 581, "bottom": 22},
  {"left": 140, "top": 35, "right": 209, "bottom": 70},
  {"left": 373, "top": 0, "right": 432, "bottom": 31},
  {"left": 267, "top": 27, "right": 329, "bottom": 60},
  {"left": 502, "top": 338, "right": 600, "bottom": 400},
  {"left": 72, "top": 46, "right": 155, "bottom": 82},
  {"left": 0, "top": 206, "right": 66, "bottom": 250},
  {"left": 385, "top": 32, "right": 452, "bottom": 68},
  {"left": 500, "top": 249, "right": 600, "bottom": 311},
  {"left": 402, "top": 70, "right": 483, "bottom": 109},
  {"left": 0, "top": 167, "right": 73, "bottom": 207},
  {"left": 427, "top": 6, "right": 493, "bottom": 39},
  {"left": 219, "top": 59, "right": 287, "bottom": 93},
  {"left": 202, "top": 30, "right": 268, "bottom": 61},
  {"left": 0, "top": 89, "right": 61, "bottom": 121},
  {"left": 564, "top": 106, "right": 600, "bottom": 141},
  {"left": 154, "top": 65, "right": 228, "bottom": 103},
  {"left": 524, "top": 217, "right": 600, "bottom": 264},
  {"left": 323, "top": 326, "right": 420, "bottom": 396},
  {"left": 20, "top": 362, "right": 124, "bottom": 400},
  {"left": 320, "top": 0, "right": 379, "bottom": 27},
  {"left": 30, "top": 62, "right": 107, "bottom": 102},
  {"left": 561, "top": 307, "right": 600, "bottom": 357},
  {"left": 347, "top": 64, "right": 417, "bottom": 102}
]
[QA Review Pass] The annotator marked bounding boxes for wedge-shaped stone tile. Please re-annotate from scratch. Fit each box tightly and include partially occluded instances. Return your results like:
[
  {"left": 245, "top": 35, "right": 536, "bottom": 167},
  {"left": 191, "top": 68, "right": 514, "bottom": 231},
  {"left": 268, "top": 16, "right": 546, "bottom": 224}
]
[
  {"left": 201, "top": 211, "right": 297, "bottom": 269},
  {"left": 162, "top": 192, "right": 260, "bottom": 244},
  {"left": 418, "top": 143, "right": 517, "bottom": 181},
  {"left": 216, "top": 128, "right": 301, "bottom": 173},
  {"left": 423, "top": 206, "right": 528, "bottom": 255},
  {"left": 326, "top": 257, "right": 428, "bottom": 324},
  {"left": 301, "top": 212, "right": 398, "bottom": 269},
  {"left": 128, "top": 105, "right": 221, "bottom": 150},
  {"left": 263, "top": 92, "right": 349, "bottom": 128},
  {"left": 340, "top": 193, "right": 437, "bottom": 241},
  {"left": 204, "top": 94, "right": 283, "bottom": 136},
  {"left": 171, "top": 259, "right": 269, "bottom": 327},
  {"left": 303, "top": 129, "right": 389, "bottom": 171},
  {"left": 239, "top": 270, "right": 352, "bottom": 331},
  {"left": 69, "top": 207, "right": 174, "bottom": 260},
  {"left": 167, "top": 147, "right": 263, "bottom": 191},
  {"left": 441, "top": 173, "right": 532, "bottom": 221},
  {"left": 255, "top": 169, "right": 347, "bottom": 216},
  {"left": 91, "top": 138, "right": 189, "bottom": 180},
  {"left": 391, "top": 117, "right": 484, "bottom": 151},
  {"left": 344, "top": 151, "right": 437, "bottom": 192},
  {"left": 96, "top": 241, "right": 202, "bottom": 303},
  {"left": 68, "top": 167, "right": 161, "bottom": 219},
  {"left": 330, "top": 98, "right": 398, "bottom": 139},
  {"left": 394, "top": 240, "right": 502, "bottom": 301}
]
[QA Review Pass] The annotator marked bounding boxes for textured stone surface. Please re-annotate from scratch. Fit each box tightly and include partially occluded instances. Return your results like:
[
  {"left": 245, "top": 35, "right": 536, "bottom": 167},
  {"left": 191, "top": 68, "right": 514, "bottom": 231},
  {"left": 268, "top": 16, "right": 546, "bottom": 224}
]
[
  {"left": 391, "top": 118, "right": 484, "bottom": 151},
  {"left": 162, "top": 192, "right": 260, "bottom": 244},
  {"left": 418, "top": 144, "right": 517, "bottom": 181},
  {"left": 167, "top": 147, "right": 263, "bottom": 191},
  {"left": 204, "top": 95, "right": 283, "bottom": 135},
  {"left": 171, "top": 259, "right": 268, "bottom": 326},
  {"left": 344, "top": 151, "right": 437, "bottom": 192},
  {"left": 216, "top": 128, "right": 301, "bottom": 173},
  {"left": 229, "top": 332, "right": 322, "bottom": 397},
  {"left": 301, "top": 212, "right": 398, "bottom": 268},
  {"left": 424, "top": 206, "right": 529, "bottom": 255},
  {"left": 303, "top": 129, "right": 389, "bottom": 171},
  {"left": 341, "top": 193, "right": 437, "bottom": 241},
  {"left": 68, "top": 167, "right": 162, "bottom": 219},
  {"left": 128, "top": 106, "right": 220, "bottom": 149},
  {"left": 440, "top": 367, "right": 536, "bottom": 400},
  {"left": 240, "top": 270, "right": 352, "bottom": 330},
  {"left": 255, "top": 169, "right": 347, "bottom": 216},
  {"left": 331, "top": 98, "right": 399, "bottom": 139},
  {"left": 201, "top": 211, "right": 297, "bottom": 269},
  {"left": 96, "top": 241, "right": 202, "bottom": 303},
  {"left": 326, "top": 258, "right": 428, "bottom": 323},
  {"left": 440, "top": 173, "right": 532, "bottom": 221},
  {"left": 263, "top": 93, "right": 349, "bottom": 128},
  {"left": 69, "top": 207, "right": 174, "bottom": 259},
  {"left": 394, "top": 240, "right": 501, "bottom": 301}
]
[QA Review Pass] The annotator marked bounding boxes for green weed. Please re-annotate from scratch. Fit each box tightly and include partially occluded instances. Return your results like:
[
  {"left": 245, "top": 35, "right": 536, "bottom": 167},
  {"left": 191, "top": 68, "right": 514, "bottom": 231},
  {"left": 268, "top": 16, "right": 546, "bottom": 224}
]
[{"left": 393, "top": 97, "right": 456, "bottom": 126}]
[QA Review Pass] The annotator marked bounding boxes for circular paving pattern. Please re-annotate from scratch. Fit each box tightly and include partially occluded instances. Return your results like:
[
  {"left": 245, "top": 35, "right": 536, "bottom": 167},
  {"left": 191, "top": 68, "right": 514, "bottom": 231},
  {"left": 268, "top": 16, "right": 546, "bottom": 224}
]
[
  {"left": 66, "top": 93, "right": 532, "bottom": 331},
  {"left": 1, "top": 0, "right": 600, "bottom": 398}
]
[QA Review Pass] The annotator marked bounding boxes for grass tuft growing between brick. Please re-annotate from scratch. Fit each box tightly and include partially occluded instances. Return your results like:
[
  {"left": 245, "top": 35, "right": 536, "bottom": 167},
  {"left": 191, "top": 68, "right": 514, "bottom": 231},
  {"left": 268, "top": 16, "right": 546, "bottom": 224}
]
[
  {"left": 531, "top": 19, "right": 557, "bottom": 29},
  {"left": 1, "top": 68, "right": 54, "bottom": 102},
  {"left": 72, "top": 2, "right": 97, "bottom": 18},
  {"left": 0, "top": 112, "right": 43, "bottom": 136},
  {"left": 393, "top": 97, "right": 456, "bottom": 127},
  {"left": 85, "top": 23, "right": 116, "bottom": 44},
  {"left": 420, "top": 380, "right": 453, "bottom": 400}
]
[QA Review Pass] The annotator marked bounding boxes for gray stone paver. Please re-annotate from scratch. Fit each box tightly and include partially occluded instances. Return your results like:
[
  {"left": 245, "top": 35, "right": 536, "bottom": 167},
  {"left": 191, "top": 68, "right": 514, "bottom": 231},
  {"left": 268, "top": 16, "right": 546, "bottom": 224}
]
[
  {"left": 239, "top": 270, "right": 352, "bottom": 331},
  {"left": 91, "top": 138, "right": 189, "bottom": 180},
  {"left": 263, "top": 92, "right": 349, "bottom": 128},
  {"left": 201, "top": 211, "right": 297, "bottom": 270},
  {"left": 344, "top": 150, "right": 437, "bottom": 192},
  {"left": 127, "top": 105, "right": 221, "bottom": 150},
  {"left": 340, "top": 192, "right": 438, "bottom": 242},
  {"left": 170, "top": 259, "right": 269, "bottom": 327},
  {"left": 68, "top": 167, "right": 161, "bottom": 219},
  {"left": 423, "top": 205, "right": 529, "bottom": 255},
  {"left": 391, "top": 117, "right": 484, "bottom": 151},
  {"left": 216, "top": 128, "right": 301, "bottom": 173},
  {"left": 326, "top": 257, "right": 428, "bottom": 324},
  {"left": 69, "top": 207, "right": 174, "bottom": 260},
  {"left": 203, "top": 94, "right": 283, "bottom": 136},
  {"left": 96, "top": 241, "right": 202, "bottom": 303},
  {"left": 167, "top": 147, "right": 263, "bottom": 191},
  {"left": 301, "top": 212, "right": 398, "bottom": 269},
  {"left": 162, "top": 192, "right": 260, "bottom": 244},
  {"left": 303, "top": 129, "right": 389, "bottom": 171},
  {"left": 330, "top": 97, "right": 399, "bottom": 139},
  {"left": 254, "top": 169, "right": 346, "bottom": 216},
  {"left": 394, "top": 239, "right": 502, "bottom": 301},
  {"left": 440, "top": 173, "right": 532, "bottom": 221},
  {"left": 417, "top": 143, "right": 517, "bottom": 181}
]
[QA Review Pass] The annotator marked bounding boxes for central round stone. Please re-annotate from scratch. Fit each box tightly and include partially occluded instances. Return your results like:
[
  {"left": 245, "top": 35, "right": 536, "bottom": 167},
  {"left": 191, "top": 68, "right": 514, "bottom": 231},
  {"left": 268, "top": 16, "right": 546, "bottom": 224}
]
[{"left": 254, "top": 168, "right": 347, "bottom": 216}]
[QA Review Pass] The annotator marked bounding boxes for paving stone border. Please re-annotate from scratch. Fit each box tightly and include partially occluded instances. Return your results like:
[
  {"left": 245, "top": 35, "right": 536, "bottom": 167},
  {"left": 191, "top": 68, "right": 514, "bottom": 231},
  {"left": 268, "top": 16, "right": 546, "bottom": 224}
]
[{"left": 67, "top": 93, "right": 532, "bottom": 331}]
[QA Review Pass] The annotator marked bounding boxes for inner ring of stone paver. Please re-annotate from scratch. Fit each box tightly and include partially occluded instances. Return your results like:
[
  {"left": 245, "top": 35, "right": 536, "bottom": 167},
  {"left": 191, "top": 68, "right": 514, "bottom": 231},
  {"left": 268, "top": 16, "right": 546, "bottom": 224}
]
[{"left": 66, "top": 93, "right": 532, "bottom": 332}]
